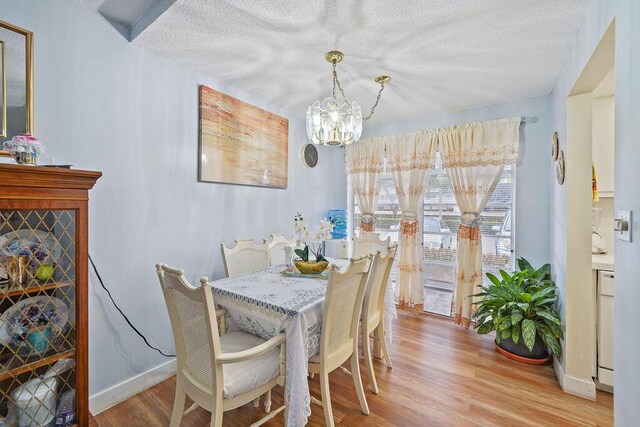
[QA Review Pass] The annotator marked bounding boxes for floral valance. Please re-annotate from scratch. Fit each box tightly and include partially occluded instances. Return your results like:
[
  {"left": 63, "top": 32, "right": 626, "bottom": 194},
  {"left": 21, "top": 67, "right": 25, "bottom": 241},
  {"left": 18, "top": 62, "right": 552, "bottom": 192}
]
[
  {"left": 345, "top": 117, "right": 521, "bottom": 175},
  {"left": 345, "top": 132, "right": 438, "bottom": 175},
  {"left": 345, "top": 136, "right": 385, "bottom": 175},
  {"left": 439, "top": 117, "right": 521, "bottom": 168},
  {"left": 384, "top": 132, "right": 438, "bottom": 173}
]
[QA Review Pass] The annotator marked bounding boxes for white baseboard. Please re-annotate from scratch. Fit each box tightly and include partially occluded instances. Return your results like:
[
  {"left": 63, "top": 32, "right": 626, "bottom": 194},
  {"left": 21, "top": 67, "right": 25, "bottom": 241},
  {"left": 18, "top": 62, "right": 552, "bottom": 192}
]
[
  {"left": 89, "top": 358, "right": 177, "bottom": 415},
  {"left": 553, "top": 357, "right": 596, "bottom": 400}
]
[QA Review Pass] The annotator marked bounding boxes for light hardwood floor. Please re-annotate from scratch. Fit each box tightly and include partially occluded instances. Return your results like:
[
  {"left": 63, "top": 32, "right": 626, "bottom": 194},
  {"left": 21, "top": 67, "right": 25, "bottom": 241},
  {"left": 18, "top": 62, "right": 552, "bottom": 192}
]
[{"left": 95, "top": 311, "right": 613, "bottom": 426}]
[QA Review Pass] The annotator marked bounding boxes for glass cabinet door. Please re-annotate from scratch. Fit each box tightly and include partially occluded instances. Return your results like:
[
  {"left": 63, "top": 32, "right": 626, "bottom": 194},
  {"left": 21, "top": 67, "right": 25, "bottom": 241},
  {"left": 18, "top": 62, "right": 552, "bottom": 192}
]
[{"left": 0, "top": 209, "right": 77, "bottom": 427}]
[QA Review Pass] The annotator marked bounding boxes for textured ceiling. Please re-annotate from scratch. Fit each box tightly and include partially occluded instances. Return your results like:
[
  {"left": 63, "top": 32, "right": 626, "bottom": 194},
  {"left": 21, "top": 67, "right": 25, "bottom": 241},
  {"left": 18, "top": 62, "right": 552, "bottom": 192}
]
[{"left": 132, "top": 0, "right": 588, "bottom": 124}]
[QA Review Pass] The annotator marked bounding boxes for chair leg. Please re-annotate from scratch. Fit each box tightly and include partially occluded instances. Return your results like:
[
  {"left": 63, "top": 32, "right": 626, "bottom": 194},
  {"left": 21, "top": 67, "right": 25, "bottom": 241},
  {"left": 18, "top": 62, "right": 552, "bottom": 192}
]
[
  {"left": 362, "top": 326, "right": 379, "bottom": 394},
  {"left": 210, "top": 396, "right": 223, "bottom": 427},
  {"left": 372, "top": 326, "right": 383, "bottom": 360},
  {"left": 378, "top": 324, "right": 393, "bottom": 368},
  {"left": 210, "top": 410, "right": 223, "bottom": 427},
  {"left": 253, "top": 397, "right": 260, "bottom": 408},
  {"left": 283, "top": 401, "right": 289, "bottom": 426},
  {"left": 350, "top": 353, "right": 370, "bottom": 415},
  {"left": 169, "top": 379, "right": 186, "bottom": 427},
  {"left": 263, "top": 390, "right": 272, "bottom": 413},
  {"left": 320, "top": 371, "right": 335, "bottom": 427}
]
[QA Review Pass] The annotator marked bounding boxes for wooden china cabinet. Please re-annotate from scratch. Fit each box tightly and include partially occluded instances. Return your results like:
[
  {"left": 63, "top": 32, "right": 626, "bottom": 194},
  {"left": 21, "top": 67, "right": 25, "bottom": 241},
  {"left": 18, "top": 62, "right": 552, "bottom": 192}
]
[{"left": 0, "top": 164, "right": 101, "bottom": 426}]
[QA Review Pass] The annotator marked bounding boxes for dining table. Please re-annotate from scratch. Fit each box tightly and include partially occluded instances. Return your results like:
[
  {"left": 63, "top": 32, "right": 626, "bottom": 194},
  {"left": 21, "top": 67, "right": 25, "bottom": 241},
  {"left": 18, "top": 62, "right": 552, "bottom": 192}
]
[{"left": 209, "top": 259, "right": 396, "bottom": 427}]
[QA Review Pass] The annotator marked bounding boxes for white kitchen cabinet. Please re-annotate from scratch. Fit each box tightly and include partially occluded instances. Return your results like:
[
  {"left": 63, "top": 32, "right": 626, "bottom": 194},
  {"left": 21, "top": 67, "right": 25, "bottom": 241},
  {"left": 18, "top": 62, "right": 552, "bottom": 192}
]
[
  {"left": 596, "top": 269, "right": 615, "bottom": 388},
  {"left": 592, "top": 95, "right": 615, "bottom": 197}
]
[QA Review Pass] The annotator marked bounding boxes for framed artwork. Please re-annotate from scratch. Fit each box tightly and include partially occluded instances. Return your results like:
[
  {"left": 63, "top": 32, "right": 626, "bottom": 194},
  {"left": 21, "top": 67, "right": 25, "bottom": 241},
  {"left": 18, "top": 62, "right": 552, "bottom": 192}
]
[
  {"left": 551, "top": 131, "right": 559, "bottom": 161},
  {"left": 198, "top": 85, "right": 288, "bottom": 188},
  {"left": 0, "top": 20, "right": 34, "bottom": 156}
]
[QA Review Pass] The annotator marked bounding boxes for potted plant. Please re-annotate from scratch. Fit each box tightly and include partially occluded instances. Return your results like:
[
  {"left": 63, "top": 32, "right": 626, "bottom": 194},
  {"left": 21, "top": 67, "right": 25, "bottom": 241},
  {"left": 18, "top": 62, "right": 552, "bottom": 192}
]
[
  {"left": 471, "top": 258, "right": 564, "bottom": 364},
  {"left": 292, "top": 213, "right": 333, "bottom": 274}
]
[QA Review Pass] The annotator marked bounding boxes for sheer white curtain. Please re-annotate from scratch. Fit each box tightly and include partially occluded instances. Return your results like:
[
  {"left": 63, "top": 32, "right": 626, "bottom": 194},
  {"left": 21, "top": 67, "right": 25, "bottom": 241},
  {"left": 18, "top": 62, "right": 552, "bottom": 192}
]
[
  {"left": 386, "top": 131, "right": 438, "bottom": 312},
  {"left": 440, "top": 117, "right": 521, "bottom": 327},
  {"left": 346, "top": 137, "right": 386, "bottom": 233}
]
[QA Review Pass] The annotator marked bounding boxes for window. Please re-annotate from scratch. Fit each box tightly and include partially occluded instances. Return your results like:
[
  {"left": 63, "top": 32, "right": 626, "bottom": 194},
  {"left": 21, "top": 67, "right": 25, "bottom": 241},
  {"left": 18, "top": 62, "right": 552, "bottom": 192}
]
[{"left": 351, "top": 153, "right": 515, "bottom": 316}]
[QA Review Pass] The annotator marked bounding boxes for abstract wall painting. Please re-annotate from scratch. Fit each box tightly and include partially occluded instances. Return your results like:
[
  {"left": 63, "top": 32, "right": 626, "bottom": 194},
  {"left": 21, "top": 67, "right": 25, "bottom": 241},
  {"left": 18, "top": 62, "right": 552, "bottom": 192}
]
[{"left": 198, "top": 85, "right": 288, "bottom": 188}]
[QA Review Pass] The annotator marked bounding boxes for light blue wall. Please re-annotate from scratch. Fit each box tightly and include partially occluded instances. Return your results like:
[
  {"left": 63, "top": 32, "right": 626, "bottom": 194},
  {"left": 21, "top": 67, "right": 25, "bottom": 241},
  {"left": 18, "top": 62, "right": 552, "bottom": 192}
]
[
  {"left": 548, "top": 0, "right": 640, "bottom": 423},
  {"left": 0, "top": 0, "right": 345, "bottom": 399},
  {"left": 363, "top": 95, "right": 552, "bottom": 268},
  {"left": 613, "top": 0, "right": 640, "bottom": 424},
  {"left": 549, "top": 0, "right": 615, "bottom": 346}
]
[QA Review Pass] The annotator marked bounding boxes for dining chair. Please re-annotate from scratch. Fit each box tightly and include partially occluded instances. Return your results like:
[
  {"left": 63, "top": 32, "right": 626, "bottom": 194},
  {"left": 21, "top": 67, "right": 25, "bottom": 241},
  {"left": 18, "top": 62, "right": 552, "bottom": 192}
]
[
  {"left": 352, "top": 232, "right": 391, "bottom": 258},
  {"left": 361, "top": 245, "right": 397, "bottom": 394},
  {"left": 308, "top": 256, "right": 372, "bottom": 427},
  {"left": 283, "top": 241, "right": 306, "bottom": 266},
  {"left": 156, "top": 263, "right": 286, "bottom": 427},
  {"left": 221, "top": 239, "right": 270, "bottom": 277},
  {"left": 263, "top": 233, "right": 297, "bottom": 266}
]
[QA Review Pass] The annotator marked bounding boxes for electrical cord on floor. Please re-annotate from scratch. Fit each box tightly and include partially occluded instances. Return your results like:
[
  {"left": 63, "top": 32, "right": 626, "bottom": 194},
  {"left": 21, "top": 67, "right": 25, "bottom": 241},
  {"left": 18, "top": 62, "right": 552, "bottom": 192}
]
[{"left": 88, "top": 254, "right": 176, "bottom": 358}]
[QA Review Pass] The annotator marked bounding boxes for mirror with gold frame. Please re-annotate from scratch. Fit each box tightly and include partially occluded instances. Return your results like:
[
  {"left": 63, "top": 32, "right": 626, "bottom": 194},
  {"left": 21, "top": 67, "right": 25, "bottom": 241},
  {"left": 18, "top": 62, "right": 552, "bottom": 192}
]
[{"left": 0, "top": 20, "right": 33, "bottom": 157}]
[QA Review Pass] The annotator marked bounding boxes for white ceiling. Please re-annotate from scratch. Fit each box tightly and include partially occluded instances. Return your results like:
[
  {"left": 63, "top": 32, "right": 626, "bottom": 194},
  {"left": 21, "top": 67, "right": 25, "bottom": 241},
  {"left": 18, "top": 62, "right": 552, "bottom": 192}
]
[{"left": 88, "top": 0, "right": 592, "bottom": 124}]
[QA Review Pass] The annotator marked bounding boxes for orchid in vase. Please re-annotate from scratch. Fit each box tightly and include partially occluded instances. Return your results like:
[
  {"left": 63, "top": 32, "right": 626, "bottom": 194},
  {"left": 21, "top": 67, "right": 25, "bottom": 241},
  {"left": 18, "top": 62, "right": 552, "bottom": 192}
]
[{"left": 293, "top": 213, "right": 334, "bottom": 273}]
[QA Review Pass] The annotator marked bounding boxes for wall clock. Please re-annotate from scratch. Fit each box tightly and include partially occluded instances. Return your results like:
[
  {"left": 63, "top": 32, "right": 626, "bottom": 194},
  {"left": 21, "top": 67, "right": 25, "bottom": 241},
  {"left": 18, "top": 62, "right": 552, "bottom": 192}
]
[
  {"left": 556, "top": 150, "right": 565, "bottom": 185},
  {"left": 301, "top": 143, "right": 318, "bottom": 168},
  {"left": 551, "top": 131, "right": 559, "bottom": 161}
]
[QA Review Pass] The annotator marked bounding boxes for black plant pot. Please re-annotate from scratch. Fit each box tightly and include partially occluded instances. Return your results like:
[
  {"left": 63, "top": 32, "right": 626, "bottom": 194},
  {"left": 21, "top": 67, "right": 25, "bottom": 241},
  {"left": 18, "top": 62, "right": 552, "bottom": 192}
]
[{"left": 496, "top": 332, "right": 550, "bottom": 364}]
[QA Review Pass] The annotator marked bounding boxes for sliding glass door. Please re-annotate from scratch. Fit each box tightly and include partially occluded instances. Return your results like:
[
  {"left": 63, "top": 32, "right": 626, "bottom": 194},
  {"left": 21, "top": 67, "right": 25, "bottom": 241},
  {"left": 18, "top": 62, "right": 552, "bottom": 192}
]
[
  {"left": 421, "top": 154, "right": 515, "bottom": 315},
  {"left": 351, "top": 153, "right": 515, "bottom": 316}
]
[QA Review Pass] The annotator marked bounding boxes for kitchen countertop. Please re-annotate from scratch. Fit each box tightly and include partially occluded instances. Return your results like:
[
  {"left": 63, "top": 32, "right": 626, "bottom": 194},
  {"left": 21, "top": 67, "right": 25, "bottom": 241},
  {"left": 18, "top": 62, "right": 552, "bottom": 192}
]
[{"left": 593, "top": 253, "right": 614, "bottom": 271}]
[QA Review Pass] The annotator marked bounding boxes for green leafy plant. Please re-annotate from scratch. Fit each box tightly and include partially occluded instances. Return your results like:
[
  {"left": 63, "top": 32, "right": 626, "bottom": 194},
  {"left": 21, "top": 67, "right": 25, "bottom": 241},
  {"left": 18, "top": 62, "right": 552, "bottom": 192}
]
[
  {"left": 293, "top": 246, "right": 326, "bottom": 262},
  {"left": 471, "top": 258, "right": 564, "bottom": 357}
]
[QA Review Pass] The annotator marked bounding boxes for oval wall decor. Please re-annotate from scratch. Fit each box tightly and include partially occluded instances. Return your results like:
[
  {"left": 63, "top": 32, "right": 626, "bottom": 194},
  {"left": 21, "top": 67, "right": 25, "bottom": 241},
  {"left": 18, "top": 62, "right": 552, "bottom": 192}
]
[
  {"left": 551, "top": 131, "right": 559, "bottom": 161},
  {"left": 556, "top": 150, "right": 565, "bottom": 185},
  {"left": 301, "top": 143, "right": 318, "bottom": 168}
]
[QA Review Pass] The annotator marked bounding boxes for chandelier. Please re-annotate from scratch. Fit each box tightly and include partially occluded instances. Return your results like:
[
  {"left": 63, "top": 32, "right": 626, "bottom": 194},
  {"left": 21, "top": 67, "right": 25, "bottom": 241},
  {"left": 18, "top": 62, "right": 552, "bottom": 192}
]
[{"left": 306, "top": 51, "right": 390, "bottom": 147}]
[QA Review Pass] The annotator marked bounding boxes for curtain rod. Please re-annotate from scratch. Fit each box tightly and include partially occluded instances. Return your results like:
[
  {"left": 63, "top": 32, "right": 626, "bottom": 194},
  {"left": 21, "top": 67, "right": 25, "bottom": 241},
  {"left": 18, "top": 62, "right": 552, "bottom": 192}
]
[{"left": 521, "top": 116, "right": 538, "bottom": 124}]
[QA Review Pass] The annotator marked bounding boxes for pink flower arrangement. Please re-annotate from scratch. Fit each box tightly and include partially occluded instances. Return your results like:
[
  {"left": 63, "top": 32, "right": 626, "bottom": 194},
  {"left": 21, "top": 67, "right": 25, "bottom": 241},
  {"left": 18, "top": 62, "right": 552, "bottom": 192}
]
[{"left": 3, "top": 134, "right": 46, "bottom": 156}]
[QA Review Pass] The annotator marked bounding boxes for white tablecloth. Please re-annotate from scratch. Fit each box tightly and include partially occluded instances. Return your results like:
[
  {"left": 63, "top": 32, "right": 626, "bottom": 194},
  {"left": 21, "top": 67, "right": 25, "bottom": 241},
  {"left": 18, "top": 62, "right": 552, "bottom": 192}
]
[{"left": 210, "top": 263, "right": 396, "bottom": 427}]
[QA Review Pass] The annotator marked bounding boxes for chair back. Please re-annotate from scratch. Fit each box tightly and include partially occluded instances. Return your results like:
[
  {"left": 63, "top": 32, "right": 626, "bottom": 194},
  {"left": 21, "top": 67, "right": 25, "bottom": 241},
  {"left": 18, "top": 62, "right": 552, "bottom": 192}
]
[
  {"left": 319, "top": 256, "right": 372, "bottom": 368},
  {"left": 156, "top": 263, "right": 221, "bottom": 393},
  {"left": 353, "top": 232, "right": 391, "bottom": 258},
  {"left": 264, "top": 233, "right": 297, "bottom": 266},
  {"left": 363, "top": 245, "right": 397, "bottom": 330},
  {"left": 221, "top": 239, "right": 270, "bottom": 277},
  {"left": 283, "top": 241, "right": 305, "bottom": 266}
]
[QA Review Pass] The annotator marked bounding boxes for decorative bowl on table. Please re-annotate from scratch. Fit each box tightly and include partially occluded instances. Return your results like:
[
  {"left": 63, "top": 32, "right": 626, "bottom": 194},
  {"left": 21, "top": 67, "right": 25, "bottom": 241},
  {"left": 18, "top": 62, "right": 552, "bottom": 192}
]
[{"left": 294, "top": 260, "right": 329, "bottom": 275}]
